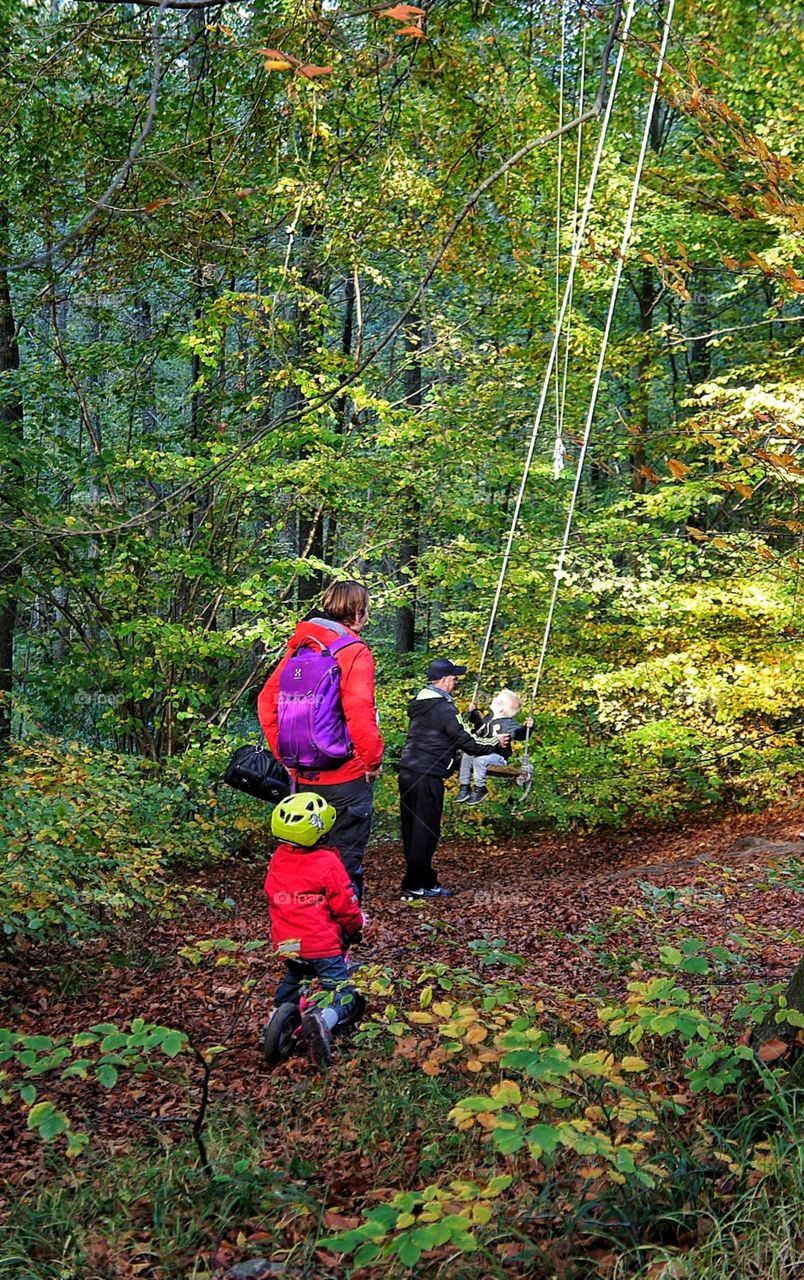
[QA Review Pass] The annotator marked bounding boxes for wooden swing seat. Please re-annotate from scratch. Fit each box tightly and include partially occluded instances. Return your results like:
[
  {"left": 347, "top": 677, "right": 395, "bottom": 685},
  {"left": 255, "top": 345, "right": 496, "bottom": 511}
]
[{"left": 486, "top": 762, "right": 533, "bottom": 781}]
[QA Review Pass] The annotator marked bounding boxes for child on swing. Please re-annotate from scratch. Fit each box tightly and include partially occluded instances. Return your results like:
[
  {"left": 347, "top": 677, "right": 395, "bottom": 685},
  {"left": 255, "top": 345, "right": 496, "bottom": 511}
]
[{"left": 457, "top": 688, "right": 533, "bottom": 805}]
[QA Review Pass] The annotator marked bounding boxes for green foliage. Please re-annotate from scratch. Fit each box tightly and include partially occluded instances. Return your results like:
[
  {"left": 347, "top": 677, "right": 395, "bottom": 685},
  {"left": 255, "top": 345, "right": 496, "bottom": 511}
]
[
  {"left": 320, "top": 1175, "right": 513, "bottom": 1269},
  {"left": 0, "top": 1110, "right": 323, "bottom": 1280},
  {"left": 0, "top": 0, "right": 799, "bottom": 845},
  {"left": 428, "top": 566, "right": 804, "bottom": 833},
  {"left": 0, "top": 1019, "right": 191, "bottom": 1157},
  {"left": 467, "top": 934, "right": 526, "bottom": 971},
  {"left": 325, "top": 934, "right": 802, "bottom": 1272},
  {"left": 0, "top": 738, "right": 232, "bottom": 943}
]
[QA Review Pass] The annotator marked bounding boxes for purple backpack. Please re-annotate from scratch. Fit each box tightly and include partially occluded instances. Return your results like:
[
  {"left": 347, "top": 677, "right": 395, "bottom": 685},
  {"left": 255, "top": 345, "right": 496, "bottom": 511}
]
[{"left": 276, "top": 633, "right": 361, "bottom": 770}]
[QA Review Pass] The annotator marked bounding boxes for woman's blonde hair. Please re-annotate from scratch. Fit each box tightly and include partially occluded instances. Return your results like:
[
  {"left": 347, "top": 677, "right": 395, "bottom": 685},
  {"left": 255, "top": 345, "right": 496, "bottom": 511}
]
[{"left": 321, "top": 580, "right": 369, "bottom": 626}]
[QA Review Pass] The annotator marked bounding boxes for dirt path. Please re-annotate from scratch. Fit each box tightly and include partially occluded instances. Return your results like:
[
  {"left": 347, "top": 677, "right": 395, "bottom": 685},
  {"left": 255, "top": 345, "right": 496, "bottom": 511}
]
[{"left": 2, "top": 798, "right": 802, "bottom": 1187}]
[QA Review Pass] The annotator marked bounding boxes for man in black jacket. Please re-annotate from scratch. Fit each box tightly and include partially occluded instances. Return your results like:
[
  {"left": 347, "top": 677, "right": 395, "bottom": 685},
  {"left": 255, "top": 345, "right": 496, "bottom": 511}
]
[{"left": 397, "top": 658, "right": 509, "bottom": 900}]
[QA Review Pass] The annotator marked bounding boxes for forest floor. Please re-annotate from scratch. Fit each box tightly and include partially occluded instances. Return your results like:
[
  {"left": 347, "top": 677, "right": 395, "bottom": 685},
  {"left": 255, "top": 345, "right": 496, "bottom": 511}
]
[{"left": 2, "top": 794, "right": 803, "bottom": 1279}]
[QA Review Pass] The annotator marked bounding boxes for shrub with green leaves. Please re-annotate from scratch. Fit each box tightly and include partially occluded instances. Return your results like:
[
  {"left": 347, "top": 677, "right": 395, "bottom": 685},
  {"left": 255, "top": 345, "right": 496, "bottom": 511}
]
[
  {"left": 324, "top": 937, "right": 801, "bottom": 1270},
  {"left": 0, "top": 1019, "right": 191, "bottom": 1157},
  {"left": 0, "top": 738, "right": 231, "bottom": 943},
  {"left": 320, "top": 1176, "right": 514, "bottom": 1270}
]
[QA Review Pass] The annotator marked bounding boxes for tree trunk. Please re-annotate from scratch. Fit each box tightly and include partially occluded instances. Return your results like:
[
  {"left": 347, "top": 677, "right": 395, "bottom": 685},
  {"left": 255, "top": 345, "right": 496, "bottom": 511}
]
[
  {"left": 395, "top": 319, "right": 422, "bottom": 655},
  {"left": 630, "top": 265, "right": 655, "bottom": 496},
  {"left": 324, "top": 274, "right": 356, "bottom": 569},
  {"left": 0, "top": 204, "right": 23, "bottom": 751},
  {"left": 752, "top": 954, "right": 804, "bottom": 1081},
  {"left": 295, "top": 224, "right": 326, "bottom": 604},
  {"left": 688, "top": 269, "right": 711, "bottom": 386}
]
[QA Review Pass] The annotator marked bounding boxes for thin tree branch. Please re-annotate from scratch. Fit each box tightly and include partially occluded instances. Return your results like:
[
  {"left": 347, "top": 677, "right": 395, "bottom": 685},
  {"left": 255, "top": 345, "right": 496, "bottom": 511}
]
[
  {"left": 0, "top": 1, "right": 628, "bottom": 545},
  {"left": 6, "top": 0, "right": 171, "bottom": 273},
  {"left": 81, "top": 0, "right": 238, "bottom": 7}
]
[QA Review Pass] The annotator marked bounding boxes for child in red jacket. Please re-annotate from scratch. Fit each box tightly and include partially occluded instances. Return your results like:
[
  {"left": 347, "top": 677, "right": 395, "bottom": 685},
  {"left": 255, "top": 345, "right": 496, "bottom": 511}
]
[{"left": 265, "top": 791, "right": 365, "bottom": 1066}]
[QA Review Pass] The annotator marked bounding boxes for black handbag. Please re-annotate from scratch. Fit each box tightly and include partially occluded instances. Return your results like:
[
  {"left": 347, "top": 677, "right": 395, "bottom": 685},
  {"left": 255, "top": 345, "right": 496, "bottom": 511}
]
[{"left": 222, "top": 744, "right": 291, "bottom": 804}]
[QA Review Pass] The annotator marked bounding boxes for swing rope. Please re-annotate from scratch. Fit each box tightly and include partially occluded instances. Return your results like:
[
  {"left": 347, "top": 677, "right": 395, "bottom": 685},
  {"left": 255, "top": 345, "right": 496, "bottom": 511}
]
[
  {"left": 471, "top": 0, "right": 638, "bottom": 706},
  {"left": 552, "top": 0, "right": 566, "bottom": 479},
  {"left": 518, "top": 0, "right": 677, "bottom": 783},
  {"left": 554, "top": 18, "right": 587, "bottom": 483}
]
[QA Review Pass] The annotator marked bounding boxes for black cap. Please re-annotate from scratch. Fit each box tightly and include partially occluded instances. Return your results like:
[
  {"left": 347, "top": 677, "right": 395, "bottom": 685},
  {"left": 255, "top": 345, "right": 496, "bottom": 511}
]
[{"left": 426, "top": 658, "right": 468, "bottom": 681}]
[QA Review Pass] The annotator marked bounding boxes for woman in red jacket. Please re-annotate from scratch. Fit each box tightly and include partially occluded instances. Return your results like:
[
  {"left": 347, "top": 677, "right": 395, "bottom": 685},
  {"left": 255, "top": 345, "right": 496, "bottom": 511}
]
[{"left": 258, "top": 580, "right": 384, "bottom": 900}]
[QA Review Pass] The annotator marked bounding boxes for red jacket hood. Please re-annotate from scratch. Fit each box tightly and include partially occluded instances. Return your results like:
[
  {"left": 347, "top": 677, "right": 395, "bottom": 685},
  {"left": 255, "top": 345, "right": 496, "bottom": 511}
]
[{"left": 289, "top": 618, "right": 360, "bottom": 645}]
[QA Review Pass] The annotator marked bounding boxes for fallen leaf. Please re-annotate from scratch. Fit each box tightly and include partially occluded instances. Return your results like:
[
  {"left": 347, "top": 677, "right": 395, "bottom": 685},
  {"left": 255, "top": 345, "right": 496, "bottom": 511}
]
[
  {"left": 322, "top": 1211, "right": 359, "bottom": 1230},
  {"left": 756, "top": 1038, "right": 789, "bottom": 1062}
]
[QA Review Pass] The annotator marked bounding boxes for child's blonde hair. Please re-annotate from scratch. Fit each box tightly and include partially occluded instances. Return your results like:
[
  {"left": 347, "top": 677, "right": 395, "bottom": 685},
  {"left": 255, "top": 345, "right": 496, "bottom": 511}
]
[{"left": 490, "top": 688, "right": 521, "bottom": 718}]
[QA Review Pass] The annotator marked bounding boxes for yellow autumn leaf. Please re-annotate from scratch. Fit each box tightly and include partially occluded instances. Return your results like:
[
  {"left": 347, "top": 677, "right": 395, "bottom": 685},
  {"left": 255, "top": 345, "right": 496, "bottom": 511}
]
[
  {"left": 621, "top": 1056, "right": 649, "bottom": 1072},
  {"left": 465, "top": 1024, "right": 488, "bottom": 1045},
  {"left": 476, "top": 1111, "right": 499, "bottom": 1129},
  {"left": 491, "top": 1079, "right": 521, "bottom": 1104},
  {"left": 408, "top": 1011, "right": 434, "bottom": 1024}
]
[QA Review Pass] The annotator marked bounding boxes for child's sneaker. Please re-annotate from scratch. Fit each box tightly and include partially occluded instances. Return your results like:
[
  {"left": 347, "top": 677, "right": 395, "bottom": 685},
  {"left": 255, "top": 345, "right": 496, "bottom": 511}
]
[
  {"left": 456, "top": 785, "right": 472, "bottom": 802},
  {"left": 302, "top": 1009, "right": 333, "bottom": 1068},
  {"left": 400, "top": 885, "right": 455, "bottom": 900},
  {"left": 465, "top": 786, "right": 488, "bottom": 805}
]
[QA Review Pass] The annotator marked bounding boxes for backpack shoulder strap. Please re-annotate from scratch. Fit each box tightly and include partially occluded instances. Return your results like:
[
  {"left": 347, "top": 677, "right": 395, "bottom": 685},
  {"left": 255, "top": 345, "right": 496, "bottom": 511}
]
[
  {"left": 283, "top": 630, "right": 363, "bottom": 660},
  {"left": 327, "top": 633, "right": 363, "bottom": 656}
]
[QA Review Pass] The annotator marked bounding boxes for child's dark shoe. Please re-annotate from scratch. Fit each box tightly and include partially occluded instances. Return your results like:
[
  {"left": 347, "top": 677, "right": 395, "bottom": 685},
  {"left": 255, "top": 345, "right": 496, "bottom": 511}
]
[
  {"left": 401, "top": 885, "right": 455, "bottom": 900},
  {"left": 302, "top": 1009, "right": 333, "bottom": 1068},
  {"left": 456, "top": 785, "right": 472, "bottom": 803},
  {"left": 465, "top": 786, "right": 487, "bottom": 805}
]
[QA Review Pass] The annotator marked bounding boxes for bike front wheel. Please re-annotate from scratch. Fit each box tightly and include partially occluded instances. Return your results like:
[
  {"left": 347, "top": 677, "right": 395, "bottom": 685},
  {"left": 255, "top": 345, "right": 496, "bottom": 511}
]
[{"left": 262, "top": 1003, "right": 302, "bottom": 1064}]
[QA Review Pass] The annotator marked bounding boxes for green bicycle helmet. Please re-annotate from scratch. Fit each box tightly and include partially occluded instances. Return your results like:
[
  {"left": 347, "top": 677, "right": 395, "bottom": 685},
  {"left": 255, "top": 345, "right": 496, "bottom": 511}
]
[{"left": 271, "top": 792, "right": 336, "bottom": 847}]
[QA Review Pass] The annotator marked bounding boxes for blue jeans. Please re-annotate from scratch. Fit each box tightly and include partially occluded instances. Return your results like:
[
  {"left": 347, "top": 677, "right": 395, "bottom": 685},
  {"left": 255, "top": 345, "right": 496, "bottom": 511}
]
[{"left": 274, "top": 955, "right": 357, "bottom": 1026}]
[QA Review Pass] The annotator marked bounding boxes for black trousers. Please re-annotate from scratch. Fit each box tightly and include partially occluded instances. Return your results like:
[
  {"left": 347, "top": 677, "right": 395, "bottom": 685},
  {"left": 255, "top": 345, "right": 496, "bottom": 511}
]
[
  {"left": 398, "top": 769, "right": 445, "bottom": 891},
  {"left": 295, "top": 776, "right": 373, "bottom": 902}
]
